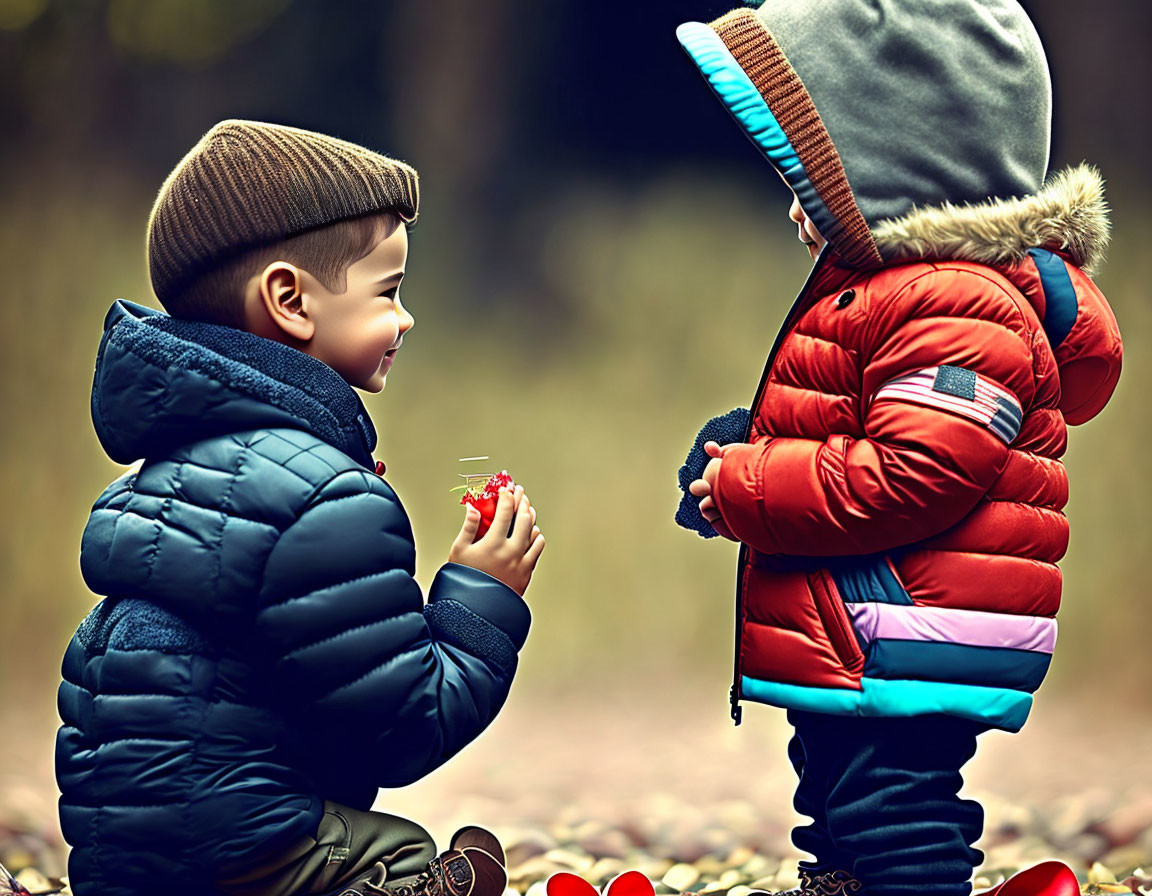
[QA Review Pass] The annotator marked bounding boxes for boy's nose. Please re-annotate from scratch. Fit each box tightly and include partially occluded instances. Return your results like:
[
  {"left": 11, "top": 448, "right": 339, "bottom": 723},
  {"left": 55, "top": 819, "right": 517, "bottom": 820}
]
[
  {"left": 788, "top": 194, "right": 805, "bottom": 225},
  {"left": 397, "top": 298, "right": 415, "bottom": 333}
]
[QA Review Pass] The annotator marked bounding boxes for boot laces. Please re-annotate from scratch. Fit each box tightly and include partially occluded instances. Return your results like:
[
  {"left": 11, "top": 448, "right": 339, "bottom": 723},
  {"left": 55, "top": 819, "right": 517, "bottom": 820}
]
[{"left": 806, "top": 870, "right": 863, "bottom": 896}]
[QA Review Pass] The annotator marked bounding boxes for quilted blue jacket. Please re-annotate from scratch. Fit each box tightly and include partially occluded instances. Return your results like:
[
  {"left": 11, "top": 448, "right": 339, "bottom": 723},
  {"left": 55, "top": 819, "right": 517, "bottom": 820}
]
[{"left": 56, "top": 299, "right": 532, "bottom": 895}]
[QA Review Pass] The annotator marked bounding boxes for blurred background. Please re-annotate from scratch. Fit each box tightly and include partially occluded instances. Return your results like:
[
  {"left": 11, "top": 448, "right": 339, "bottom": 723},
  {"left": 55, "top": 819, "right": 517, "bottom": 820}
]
[{"left": 1, "top": 0, "right": 1150, "bottom": 884}]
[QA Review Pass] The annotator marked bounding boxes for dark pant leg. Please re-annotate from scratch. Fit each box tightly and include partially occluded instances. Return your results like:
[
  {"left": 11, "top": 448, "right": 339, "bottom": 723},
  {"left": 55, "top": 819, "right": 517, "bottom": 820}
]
[
  {"left": 787, "top": 709, "right": 861, "bottom": 874},
  {"left": 822, "top": 715, "right": 987, "bottom": 896},
  {"left": 218, "top": 801, "right": 437, "bottom": 896}
]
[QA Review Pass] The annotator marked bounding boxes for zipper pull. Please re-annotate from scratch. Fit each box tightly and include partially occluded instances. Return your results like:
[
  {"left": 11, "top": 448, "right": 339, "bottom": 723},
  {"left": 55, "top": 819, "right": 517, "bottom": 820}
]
[
  {"left": 729, "top": 685, "right": 743, "bottom": 726},
  {"left": 374, "top": 460, "right": 386, "bottom": 476}
]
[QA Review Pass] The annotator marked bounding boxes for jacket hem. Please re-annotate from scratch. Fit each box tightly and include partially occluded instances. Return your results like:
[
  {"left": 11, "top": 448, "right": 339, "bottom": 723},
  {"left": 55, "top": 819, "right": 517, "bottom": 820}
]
[{"left": 741, "top": 673, "right": 1031, "bottom": 731}]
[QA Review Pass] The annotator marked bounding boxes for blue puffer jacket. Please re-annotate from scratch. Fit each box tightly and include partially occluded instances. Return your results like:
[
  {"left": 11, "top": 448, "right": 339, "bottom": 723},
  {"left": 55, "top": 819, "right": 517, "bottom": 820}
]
[{"left": 56, "top": 299, "right": 532, "bottom": 895}]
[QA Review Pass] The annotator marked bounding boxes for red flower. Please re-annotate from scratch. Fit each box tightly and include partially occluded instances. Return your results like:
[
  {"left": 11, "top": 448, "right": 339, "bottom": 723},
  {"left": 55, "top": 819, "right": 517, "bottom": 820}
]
[{"left": 460, "top": 471, "right": 516, "bottom": 538}]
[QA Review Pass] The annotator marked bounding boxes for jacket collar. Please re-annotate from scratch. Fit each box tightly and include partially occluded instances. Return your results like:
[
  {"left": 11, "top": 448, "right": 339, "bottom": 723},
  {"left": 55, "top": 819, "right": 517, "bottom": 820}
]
[
  {"left": 92, "top": 300, "right": 378, "bottom": 469},
  {"left": 870, "top": 164, "right": 1110, "bottom": 277}
]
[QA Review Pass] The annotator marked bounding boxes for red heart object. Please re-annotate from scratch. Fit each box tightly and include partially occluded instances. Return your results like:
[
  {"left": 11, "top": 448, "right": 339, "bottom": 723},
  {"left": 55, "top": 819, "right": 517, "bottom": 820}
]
[
  {"left": 545, "top": 872, "right": 599, "bottom": 896},
  {"left": 460, "top": 471, "right": 515, "bottom": 538},
  {"left": 604, "top": 871, "right": 656, "bottom": 896},
  {"left": 975, "top": 861, "right": 1081, "bottom": 896},
  {"left": 545, "top": 871, "right": 655, "bottom": 896}
]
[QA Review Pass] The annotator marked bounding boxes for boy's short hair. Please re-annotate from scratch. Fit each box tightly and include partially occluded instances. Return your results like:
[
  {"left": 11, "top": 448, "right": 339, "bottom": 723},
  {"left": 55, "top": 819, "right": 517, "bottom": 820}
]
[
  {"left": 160, "top": 212, "right": 395, "bottom": 328},
  {"left": 147, "top": 119, "right": 418, "bottom": 329}
]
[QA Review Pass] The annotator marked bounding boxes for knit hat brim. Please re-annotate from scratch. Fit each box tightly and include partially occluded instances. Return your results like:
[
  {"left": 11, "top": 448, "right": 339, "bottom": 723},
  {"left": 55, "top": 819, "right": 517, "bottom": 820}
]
[{"left": 677, "top": 13, "right": 882, "bottom": 268}]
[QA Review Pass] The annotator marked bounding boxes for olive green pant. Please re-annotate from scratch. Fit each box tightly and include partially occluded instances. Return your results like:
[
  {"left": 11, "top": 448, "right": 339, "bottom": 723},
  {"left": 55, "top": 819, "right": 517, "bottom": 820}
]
[{"left": 218, "top": 801, "right": 437, "bottom": 896}]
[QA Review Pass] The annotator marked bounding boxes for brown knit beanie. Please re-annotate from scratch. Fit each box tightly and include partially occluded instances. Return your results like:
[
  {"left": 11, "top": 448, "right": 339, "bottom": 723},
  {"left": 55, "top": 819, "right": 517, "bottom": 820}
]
[{"left": 147, "top": 119, "right": 419, "bottom": 304}]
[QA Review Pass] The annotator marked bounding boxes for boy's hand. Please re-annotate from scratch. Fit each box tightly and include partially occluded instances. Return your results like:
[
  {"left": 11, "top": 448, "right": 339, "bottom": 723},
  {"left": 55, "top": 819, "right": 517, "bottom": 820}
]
[
  {"left": 688, "top": 441, "right": 738, "bottom": 542},
  {"left": 449, "top": 484, "right": 545, "bottom": 596}
]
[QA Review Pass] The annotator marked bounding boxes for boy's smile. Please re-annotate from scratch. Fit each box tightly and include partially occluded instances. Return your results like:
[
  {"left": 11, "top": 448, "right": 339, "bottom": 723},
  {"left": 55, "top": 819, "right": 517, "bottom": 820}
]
[{"left": 245, "top": 214, "right": 413, "bottom": 393}]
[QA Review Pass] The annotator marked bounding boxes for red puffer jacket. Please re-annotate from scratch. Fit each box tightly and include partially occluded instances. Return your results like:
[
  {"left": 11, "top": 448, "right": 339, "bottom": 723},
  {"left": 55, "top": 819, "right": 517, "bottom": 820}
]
[{"left": 710, "top": 167, "right": 1122, "bottom": 732}]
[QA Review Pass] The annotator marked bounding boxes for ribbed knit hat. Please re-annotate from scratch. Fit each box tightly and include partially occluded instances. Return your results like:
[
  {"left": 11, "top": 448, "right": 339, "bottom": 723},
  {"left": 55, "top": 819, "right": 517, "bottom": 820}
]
[
  {"left": 147, "top": 119, "right": 419, "bottom": 303},
  {"left": 677, "top": 0, "right": 1052, "bottom": 268}
]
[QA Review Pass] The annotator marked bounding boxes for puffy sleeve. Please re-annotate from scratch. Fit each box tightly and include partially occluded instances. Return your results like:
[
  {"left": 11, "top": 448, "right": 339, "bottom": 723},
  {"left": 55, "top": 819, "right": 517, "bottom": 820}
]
[
  {"left": 711, "top": 269, "right": 1037, "bottom": 556},
  {"left": 254, "top": 469, "right": 530, "bottom": 790}
]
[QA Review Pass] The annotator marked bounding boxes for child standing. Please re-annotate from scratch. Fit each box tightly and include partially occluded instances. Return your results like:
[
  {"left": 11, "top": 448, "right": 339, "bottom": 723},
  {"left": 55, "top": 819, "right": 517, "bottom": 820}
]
[
  {"left": 675, "top": 2, "right": 1122, "bottom": 894},
  {"left": 56, "top": 120, "right": 545, "bottom": 896}
]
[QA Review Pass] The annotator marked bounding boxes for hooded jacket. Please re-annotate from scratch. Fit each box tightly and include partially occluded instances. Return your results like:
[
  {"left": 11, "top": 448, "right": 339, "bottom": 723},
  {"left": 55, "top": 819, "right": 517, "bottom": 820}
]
[
  {"left": 677, "top": 5, "right": 1123, "bottom": 732},
  {"left": 56, "top": 300, "right": 531, "bottom": 894}
]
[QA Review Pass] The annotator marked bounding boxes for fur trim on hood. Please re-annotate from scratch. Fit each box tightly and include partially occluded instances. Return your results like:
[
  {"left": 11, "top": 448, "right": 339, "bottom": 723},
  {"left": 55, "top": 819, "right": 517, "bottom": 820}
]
[{"left": 871, "top": 164, "right": 1110, "bottom": 276}]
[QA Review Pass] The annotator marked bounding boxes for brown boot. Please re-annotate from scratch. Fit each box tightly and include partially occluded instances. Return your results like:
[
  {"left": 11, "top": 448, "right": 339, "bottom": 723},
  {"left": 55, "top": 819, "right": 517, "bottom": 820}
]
[
  {"left": 761, "top": 868, "right": 863, "bottom": 896},
  {"left": 336, "top": 828, "right": 507, "bottom": 896},
  {"left": 447, "top": 826, "right": 506, "bottom": 867}
]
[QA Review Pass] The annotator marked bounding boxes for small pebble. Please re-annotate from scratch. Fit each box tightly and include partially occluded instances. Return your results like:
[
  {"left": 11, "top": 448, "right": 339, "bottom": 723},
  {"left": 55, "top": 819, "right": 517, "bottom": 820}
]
[
  {"left": 1101, "top": 844, "right": 1150, "bottom": 875},
  {"left": 1089, "top": 861, "right": 1118, "bottom": 884},
  {"left": 662, "top": 863, "right": 701, "bottom": 891},
  {"left": 773, "top": 867, "right": 800, "bottom": 891},
  {"left": 545, "top": 848, "right": 594, "bottom": 872},
  {"left": 510, "top": 856, "right": 563, "bottom": 886},
  {"left": 0, "top": 848, "right": 34, "bottom": 871},
  {"left": 742, "top": 856, "right": 778, "bottom": 879},
  {"left": 13, "top": 867, "right": 52, "bottom": 891},
  {"left": 693, "top": 857, "right": 725, "bottom": 878},
  {"left": 587, "top": 858, "right": 627, "bottom": 884},
  {"left": 627, "top": 855, "right": 674, "bottom": 880},
  {"left": 506, "top": 830, "right": 559, "bottom": 867},
  {"left": 580, "top": 829, "right": 632, "bottom": 860},
  {"left": 726, "top": 847, "right": 755, "bottom": 868}
]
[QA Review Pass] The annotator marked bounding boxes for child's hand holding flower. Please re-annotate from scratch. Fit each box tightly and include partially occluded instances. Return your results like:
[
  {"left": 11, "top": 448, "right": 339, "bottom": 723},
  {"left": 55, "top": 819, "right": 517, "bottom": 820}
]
[{"left": 450, "top": 481, "right": 545, "bottom": 597}]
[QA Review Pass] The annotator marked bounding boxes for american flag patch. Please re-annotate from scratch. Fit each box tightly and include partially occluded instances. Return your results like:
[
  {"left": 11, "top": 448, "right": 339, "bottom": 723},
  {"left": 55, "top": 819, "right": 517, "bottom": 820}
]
[{"left": 872, "top": 365, "right": 1023, "bottom": 444}]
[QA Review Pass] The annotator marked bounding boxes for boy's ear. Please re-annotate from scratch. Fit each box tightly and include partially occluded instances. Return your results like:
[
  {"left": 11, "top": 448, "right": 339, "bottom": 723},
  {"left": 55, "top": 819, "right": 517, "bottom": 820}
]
[{"left": 256, "top": 262, "right": 314, "bottom": 343}]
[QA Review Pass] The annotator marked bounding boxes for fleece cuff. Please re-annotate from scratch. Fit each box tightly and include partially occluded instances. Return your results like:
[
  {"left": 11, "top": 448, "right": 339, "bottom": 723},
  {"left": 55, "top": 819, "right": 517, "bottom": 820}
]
[{"left": 428, "top": 562, "right": 531, "bottom": 651}]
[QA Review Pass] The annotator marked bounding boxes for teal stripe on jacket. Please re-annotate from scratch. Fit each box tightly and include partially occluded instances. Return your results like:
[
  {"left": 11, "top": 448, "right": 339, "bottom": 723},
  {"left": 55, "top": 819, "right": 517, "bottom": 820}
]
[{"left": 741, "top": 674, "right": 1034, "bottom": 732}]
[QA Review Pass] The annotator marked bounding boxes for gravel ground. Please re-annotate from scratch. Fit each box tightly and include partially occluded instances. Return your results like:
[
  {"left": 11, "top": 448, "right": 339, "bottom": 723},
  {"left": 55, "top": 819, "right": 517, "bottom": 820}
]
[{"left": 4, "top": 690, "right": 1151, "bottom": 895}]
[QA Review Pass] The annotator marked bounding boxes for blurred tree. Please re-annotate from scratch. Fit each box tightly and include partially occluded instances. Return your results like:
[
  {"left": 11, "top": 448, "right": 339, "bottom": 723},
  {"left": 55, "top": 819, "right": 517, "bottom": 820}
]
[
  {"left": 0, "top": 0, "right": 47, "bottom": 30},
  {"left": 106, "top": 0, "right": 290, "bottom": 65}
]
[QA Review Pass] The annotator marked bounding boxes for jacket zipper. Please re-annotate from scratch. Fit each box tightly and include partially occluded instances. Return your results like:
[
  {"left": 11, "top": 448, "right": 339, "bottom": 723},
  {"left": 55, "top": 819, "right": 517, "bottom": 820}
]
[{"left": 730, "top": 244, "right": 836, "bottom": 726}]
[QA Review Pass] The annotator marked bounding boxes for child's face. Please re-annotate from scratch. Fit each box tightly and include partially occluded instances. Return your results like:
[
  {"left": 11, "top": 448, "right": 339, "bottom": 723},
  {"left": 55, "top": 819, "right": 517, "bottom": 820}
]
[
  {"left": 789, "top": 192, "right": 827, "bottom": 260},
  {"left": 305, "top": 219, "right": 412, "bottom": 392},
  {"left": 249, "top": 216, "right": 413, "bottom": 393}
]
